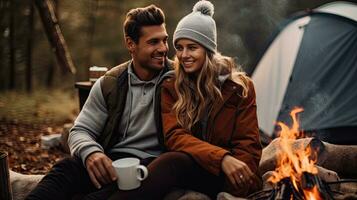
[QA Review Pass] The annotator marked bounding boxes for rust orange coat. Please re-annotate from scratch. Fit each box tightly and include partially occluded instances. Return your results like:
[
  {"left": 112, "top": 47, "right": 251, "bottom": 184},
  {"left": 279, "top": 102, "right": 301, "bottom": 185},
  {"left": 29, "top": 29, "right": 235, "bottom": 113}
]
[{"left": 160, "top": 75, "right": 262, "bottom": 196}]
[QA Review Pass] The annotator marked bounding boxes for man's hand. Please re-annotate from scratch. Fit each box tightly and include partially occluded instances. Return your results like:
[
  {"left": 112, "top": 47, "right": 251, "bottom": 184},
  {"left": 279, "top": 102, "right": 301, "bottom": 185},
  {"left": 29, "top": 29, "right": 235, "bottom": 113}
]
[
  {"left": 221, "top": 155, "right": 255, "bottom": 190},
  {"left": 85, "top": 152, "right": 117, "bottom": 189}
]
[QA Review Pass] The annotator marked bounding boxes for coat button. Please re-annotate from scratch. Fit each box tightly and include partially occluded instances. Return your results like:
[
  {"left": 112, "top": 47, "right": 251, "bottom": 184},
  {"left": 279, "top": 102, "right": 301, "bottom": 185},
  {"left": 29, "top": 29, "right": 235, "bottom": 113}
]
[{"left": 232, "top": 86, "right": 237, "bottom": 90}]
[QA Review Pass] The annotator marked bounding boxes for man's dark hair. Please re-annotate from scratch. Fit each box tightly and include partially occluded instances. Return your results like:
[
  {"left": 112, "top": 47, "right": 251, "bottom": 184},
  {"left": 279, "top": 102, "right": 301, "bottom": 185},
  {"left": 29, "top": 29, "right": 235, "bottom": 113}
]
[{"left": 124, "top": 4, "right": 165, "bottom": 43}]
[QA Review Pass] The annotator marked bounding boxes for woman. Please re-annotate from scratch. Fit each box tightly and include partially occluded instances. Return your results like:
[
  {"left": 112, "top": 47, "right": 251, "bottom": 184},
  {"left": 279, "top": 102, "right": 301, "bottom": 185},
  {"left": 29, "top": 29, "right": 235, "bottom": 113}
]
[
  {"left": 160, "top": 0, "right": 262, "bottom": 197},
  {"left": 109, "top": 1, "right": 262, "bottom": 199}
]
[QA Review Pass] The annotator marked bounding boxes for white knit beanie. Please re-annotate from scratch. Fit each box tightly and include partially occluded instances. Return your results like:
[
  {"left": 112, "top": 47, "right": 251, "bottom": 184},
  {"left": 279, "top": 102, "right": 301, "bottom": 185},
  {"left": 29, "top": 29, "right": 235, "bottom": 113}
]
[{"left": 173, "top": 0, "right": 217, "bottom": 53}]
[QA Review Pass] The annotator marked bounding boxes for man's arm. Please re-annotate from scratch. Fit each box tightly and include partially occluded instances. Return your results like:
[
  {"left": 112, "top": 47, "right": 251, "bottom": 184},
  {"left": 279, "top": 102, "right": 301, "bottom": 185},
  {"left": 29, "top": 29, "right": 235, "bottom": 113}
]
[
  {"left": 68, "top": 77, "right": 117, "bottom": 188},
  {"left": 68, "top": 76, "right": 107, "bottom": 164}
]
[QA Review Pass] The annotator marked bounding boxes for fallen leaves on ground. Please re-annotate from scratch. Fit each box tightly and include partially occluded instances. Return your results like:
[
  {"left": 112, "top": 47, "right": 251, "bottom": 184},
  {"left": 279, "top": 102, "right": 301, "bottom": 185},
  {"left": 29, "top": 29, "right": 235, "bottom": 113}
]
[{"left": 0, "top": 120, "right": 69, "bottom": 175}]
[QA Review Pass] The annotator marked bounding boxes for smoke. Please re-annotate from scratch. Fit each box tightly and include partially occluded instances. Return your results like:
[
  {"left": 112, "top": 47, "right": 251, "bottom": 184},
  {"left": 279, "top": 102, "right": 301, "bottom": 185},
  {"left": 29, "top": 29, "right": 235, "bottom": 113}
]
[
  {"left": 227, "top": 33, "right": 250, "bottom": 68},
  {"left": 260, "top": 0, "right": 290, "bottom": 30}
]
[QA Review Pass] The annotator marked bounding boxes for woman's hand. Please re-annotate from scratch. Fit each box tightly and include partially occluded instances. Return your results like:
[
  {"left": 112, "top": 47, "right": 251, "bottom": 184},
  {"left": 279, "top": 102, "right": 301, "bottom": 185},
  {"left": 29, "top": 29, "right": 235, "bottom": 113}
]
[{"left": 221, "top": 155, "right": 255, "bottom": 190}]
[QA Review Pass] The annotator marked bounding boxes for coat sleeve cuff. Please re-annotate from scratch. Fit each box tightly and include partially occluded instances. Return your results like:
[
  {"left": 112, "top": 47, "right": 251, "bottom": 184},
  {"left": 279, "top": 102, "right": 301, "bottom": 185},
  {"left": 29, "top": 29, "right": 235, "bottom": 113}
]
[{"left": 209, "top": 149, "right": 231, "bottom": 176}]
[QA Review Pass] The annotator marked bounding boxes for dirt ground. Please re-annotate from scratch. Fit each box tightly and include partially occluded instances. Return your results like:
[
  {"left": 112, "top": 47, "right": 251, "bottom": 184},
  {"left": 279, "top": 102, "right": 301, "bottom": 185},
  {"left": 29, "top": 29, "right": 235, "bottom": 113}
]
[{"left": 0, "top": 89, "right": 78, "bottom": 175}]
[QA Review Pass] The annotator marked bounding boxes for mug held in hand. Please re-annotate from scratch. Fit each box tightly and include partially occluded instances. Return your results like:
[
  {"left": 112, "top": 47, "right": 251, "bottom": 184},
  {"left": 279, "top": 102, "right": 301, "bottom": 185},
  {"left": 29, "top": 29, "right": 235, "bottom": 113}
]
[{"left": 112, "top": 158, "right": 148, "bottom": 190}]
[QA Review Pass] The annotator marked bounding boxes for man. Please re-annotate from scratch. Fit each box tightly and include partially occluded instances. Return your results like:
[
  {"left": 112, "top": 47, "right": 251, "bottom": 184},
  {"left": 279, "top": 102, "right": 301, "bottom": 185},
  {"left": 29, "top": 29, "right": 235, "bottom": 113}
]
[{"left": 26, "top": 4, "right": 171, "bottom": 200}]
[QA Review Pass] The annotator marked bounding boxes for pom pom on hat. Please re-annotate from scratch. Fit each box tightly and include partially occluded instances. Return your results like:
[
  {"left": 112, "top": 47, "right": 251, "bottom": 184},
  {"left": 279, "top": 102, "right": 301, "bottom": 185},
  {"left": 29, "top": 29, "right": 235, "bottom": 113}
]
[
  {"left": 173, "top": 0, "right": 217, "bottom": 53},
  {"left": 193, "top": 0, "right": 214, "bottom": 17}
]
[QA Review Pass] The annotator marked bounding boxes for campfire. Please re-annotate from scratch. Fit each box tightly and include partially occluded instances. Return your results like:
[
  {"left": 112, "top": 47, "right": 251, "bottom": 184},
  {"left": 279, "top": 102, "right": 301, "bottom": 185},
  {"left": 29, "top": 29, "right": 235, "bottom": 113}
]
[
  {"left": 268, "top": 108, "right": 332, "bottom": 200},
  {"left": 220, "top": 107, "right": 357, "bottom": 200},
  {"left": 253, "top": 108, "right": 336, "bottom": 200}
]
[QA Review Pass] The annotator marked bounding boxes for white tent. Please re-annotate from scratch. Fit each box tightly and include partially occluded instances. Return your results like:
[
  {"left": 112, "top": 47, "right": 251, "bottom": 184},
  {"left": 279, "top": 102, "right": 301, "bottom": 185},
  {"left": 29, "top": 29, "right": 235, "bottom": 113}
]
[{"left": 252, "top": 1, "right": 357, "bottom": 144}]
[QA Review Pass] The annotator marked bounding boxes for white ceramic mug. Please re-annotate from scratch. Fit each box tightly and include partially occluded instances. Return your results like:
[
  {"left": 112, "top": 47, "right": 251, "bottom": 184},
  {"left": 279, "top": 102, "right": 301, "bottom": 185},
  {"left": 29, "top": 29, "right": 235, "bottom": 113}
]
[{"left": 112, "top": 158, "right": 148, "bottom": 190}]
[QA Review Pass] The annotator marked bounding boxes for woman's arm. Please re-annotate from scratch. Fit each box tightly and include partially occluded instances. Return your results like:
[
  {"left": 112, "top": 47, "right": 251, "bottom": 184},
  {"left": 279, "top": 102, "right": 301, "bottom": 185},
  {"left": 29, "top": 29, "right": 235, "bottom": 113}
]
[
  {"left": 230, "top": 78, "right": 262, "bottom": 174},
  {"left": 223, "top": 78, "right": 262, "bottom": 194}
]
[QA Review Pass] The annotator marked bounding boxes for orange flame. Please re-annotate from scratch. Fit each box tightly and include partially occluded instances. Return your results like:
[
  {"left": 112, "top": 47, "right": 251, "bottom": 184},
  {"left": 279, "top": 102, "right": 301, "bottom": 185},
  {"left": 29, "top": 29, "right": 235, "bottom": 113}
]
[
  {"left": 268, "top": 108, "right": 322, "bottom": 200},
  {"left": 304, "top": 186, "right": 323, "bottom": 200}
]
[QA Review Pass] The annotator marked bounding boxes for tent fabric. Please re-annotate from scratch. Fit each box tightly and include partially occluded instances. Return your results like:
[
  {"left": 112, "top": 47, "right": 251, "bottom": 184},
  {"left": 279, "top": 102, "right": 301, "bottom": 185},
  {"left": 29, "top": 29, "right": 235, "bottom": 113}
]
[
  {"left": 252, "top": 2, "right": 357, "bottom": 144},
  {"left": 317, "top": 1, "right": 357, "bottom": 22},
  {"left": 253, "top": 17, "right": 311, "bottom": 135},
  {"left": 277, "top": 14, "right": 357, "bottom": 131}
]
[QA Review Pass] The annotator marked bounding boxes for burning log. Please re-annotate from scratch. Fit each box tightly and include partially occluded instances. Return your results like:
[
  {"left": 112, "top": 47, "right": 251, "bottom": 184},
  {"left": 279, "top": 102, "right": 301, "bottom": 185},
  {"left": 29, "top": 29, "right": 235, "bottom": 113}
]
[
  {"left": 262, "top": 166, "right": 340, "bottom": 191},
  {"left": 260, "top": 138, "right": 357, "bottom": 180},
  {"left": 300, "top": 172, "right": 334, "bottom": 200},
  {"left": 273, "top": 177, "right": 303, "bottom": 200},
  {"left": 258, "top": 108, "right": 335, "bottom": 200},
  {"left": 259, "top": 138, "right": 324, "bottom": 176},
  {"left": 260, "top": 172, "right": 335, "bottom": 200}
]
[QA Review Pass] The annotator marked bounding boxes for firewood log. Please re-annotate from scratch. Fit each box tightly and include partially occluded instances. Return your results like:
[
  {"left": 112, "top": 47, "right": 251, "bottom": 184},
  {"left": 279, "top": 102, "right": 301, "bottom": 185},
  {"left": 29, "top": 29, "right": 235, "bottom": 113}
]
[
  {"left": 261, "top": 167, "right": 340, "bottom": 190},
  {"left": 318, "top": 142, "right": 357, "bottom": 178},
  {"left": 217, "top": 192, "right": 247, "bottom": 200},
  {"left": 10, "top": 170, "right": 44, "bottom": 200}
]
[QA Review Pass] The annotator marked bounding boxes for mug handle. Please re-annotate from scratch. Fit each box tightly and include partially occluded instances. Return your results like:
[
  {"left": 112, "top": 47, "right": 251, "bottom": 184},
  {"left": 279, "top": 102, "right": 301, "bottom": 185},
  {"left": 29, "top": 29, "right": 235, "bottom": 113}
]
[{"left": 136, "top": 165, "right": 148, "bottom": 181}]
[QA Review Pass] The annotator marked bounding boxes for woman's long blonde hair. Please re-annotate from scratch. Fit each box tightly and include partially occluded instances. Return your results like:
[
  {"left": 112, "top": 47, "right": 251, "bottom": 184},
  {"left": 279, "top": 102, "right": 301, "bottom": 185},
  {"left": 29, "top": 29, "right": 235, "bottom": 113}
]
[{"left": 173, "top": 51, "right": 250, "bottom": 130}]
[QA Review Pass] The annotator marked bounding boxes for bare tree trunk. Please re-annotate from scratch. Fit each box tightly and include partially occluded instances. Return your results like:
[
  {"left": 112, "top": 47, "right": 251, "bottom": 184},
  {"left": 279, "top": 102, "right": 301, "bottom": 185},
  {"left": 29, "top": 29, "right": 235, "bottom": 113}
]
[
  {"left": 0, "top": 39, "right": 3, "bottom": 91},
  {"left": 9, "top": 0, "right": 15, "bottom": 90},
  {"left": 34, "top": 0, "right": 76, "bottom": 74},
  {"left": 0, "top": 0, "right": 7, "bottom": 91},
  {"left": 26, "top": 0, "right": 34, "bottom": 92},
  {"left": 46, "top": 0, "right": 57, "bottom": 88}
]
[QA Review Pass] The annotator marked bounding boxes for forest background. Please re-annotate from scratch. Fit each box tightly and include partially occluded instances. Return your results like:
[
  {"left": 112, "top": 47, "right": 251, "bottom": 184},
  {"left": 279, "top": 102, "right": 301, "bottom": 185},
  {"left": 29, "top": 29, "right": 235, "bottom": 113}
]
[{"left": 0, "top": 0, "right": 355, "bottom": 174}]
